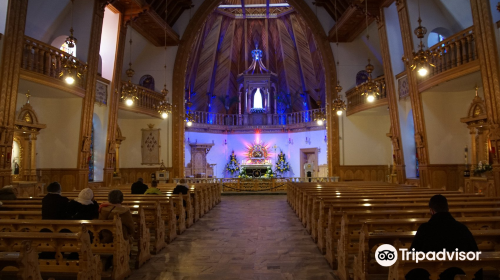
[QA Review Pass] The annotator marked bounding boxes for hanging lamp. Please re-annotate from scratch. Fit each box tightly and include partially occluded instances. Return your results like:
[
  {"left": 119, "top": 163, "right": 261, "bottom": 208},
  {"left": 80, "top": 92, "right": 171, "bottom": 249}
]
[
  {"left": 402, "top": 0, "right": 441, "bottom": 77},
  {"left": 157, "top": 7, "right": 172, "bottom": 119},
  {"left": 331, "top": 0, "right": 346, "bottom": 116},
  {"left": 120, "top": 28, "right": 139, "bottom": 106}
]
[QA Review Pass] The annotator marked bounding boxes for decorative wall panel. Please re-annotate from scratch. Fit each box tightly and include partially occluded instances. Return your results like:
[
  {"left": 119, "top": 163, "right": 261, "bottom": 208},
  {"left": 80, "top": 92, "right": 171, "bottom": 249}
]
[{"left": 141, "top": 125, "right": 161, "bottom": 165}]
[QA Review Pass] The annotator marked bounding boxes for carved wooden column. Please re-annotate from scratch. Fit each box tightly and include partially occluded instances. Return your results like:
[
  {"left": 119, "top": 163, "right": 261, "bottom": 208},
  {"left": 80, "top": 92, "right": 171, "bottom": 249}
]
[
  {"left": 470, "top": 0, "right": 500, "bottom": 195},
  {"left": 76, "top": 0, "right": 106, "bottom": 190},
  {"left": 377, "top": 9, "right": 406, "bottom": 184},
  {"left": 396, "top": 0, "right": 430, "bottom": 187},
  {"left": 0, "top": 0, "right": 29, "bottom": 187},
  {"left": 103, "top": 15, "right": 128, "bottom": 187}
]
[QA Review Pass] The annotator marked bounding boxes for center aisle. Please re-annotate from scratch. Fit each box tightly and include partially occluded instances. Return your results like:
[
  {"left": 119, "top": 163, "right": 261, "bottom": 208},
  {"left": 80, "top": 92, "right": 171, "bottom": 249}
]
[{"left": 128, "top": 195, "right": 336, "bottom": 280}]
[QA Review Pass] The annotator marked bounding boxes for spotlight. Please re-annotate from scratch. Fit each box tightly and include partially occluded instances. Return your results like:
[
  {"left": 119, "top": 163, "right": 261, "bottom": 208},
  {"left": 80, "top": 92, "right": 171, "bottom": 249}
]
[
  {"left": 367, "top": 95, "right": 375, "bottom": 103},
  {"left": 65, "top": 76, "right": 75, "bottom": 85},
  {"left": 418, "top": 66, "right": 428, "bottom": 77}
]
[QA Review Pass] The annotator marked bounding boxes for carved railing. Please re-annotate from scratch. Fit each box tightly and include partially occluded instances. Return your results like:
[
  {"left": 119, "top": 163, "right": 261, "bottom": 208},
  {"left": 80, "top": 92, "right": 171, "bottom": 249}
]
[
  {"left": 426, "top": 26, "right": 477, "bottom": 78},
  {"left": 345, "top": 76, "right": 387, "bottom": 115},
  {"left": 190, "top": 108, "right": 325, "bottom": 126},
  {"left": 21, "top": 36, "right": 87, "bottom": 88},
  {"left": 119, "top": 82, "right": 165, "bottom": 116}
]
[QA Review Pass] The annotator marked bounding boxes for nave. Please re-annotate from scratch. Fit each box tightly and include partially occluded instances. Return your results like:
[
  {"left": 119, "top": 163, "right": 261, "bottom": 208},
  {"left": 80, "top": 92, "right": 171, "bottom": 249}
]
[{"left": 128, "top": 195, "right": 335, "bottom": 280}]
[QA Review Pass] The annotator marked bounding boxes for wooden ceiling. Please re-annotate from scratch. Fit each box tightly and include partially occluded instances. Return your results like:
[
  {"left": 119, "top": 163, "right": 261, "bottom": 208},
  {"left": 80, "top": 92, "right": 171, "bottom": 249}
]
[
  {"left": 110, "top": 0, "right": 192, "bottom": 46},
  {"left": 314, "top": 0, "right": 394, "bottom": 42}
]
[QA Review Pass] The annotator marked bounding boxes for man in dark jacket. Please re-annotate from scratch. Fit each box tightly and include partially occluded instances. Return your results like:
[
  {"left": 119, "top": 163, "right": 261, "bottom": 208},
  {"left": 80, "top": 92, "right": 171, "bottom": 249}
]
[
  {"left": 407, "top": 195, "right": 480, "bottom": 280},
  {"left": 131, "top": 178, "right": 148, "bottom": 194},
  {"left": 41, "top": 182, "right": 69, "bottom": 220},
  {"left": 0, "top": 185, "right": 17, "bottom": 200}
]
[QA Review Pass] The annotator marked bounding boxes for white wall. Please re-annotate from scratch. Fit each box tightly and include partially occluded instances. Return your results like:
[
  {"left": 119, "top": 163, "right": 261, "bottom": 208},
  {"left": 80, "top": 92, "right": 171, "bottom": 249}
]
[
  {"left": 422, "top": 87, "right": 482, "bottom": 164},
  {"left": 184, "top": 129, "right": 328, "bottom": 178},
  {"left": 339, "top": 107, "right": 392, "bottom": 166},
  {"left": 99, "top": 7, "right": 120, "bottom": 80},
  {"left": 15, "top": 93, "right": 82, "bottom": 169},
  {"left": 118, "top": 114, "right": 172, "bottom": 168},
  {"left": 334, "top": 21, "right": 384, "bottom": 93}
]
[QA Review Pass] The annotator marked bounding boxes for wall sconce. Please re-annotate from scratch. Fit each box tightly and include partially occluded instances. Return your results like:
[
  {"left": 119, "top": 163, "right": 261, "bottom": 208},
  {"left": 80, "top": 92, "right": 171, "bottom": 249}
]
[
  {"left": 224, "top": 139, "right": 227, "bottom": 145},
  {"left": 185, "top": 137, "right": 190, "bottom": 144},
  {"left": 306, "top": 137, "right": 311, "bottom": 145},
  {"left": 324, "top": 135, "right": 327, "bottom": 143},
  {"left": 288, "top": 138, "right": 293, "bottom": 145}
]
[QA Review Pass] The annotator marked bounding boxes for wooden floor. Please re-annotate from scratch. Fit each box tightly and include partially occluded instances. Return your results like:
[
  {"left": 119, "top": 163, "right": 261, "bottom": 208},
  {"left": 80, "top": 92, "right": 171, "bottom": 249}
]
[{"left": 128, "top": 195, "right": 336, "bottom": 280}]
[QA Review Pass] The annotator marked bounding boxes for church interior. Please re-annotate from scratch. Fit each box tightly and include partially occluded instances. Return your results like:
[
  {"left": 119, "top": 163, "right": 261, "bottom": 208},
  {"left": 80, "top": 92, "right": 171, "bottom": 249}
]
[{"left": 1, "top": 0, "right": 500, "bottom": 279}]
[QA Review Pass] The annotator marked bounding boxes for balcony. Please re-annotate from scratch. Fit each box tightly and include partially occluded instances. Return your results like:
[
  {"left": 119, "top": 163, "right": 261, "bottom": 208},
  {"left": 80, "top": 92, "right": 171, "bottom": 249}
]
[
  {"left": 20, "top": 36, "right": 87, "bottom": 97},
  {"left": 345, "top": 76, "right": 387, "bottom": 116},
  {"left": 118, "top": 82, "right": 165, "bottom": 118},
  {"left": 418, "top": 26, "right": 479, "bottom": 92},
  {"left": 186, "top": 108, "right": 327, "bottom": 133}
]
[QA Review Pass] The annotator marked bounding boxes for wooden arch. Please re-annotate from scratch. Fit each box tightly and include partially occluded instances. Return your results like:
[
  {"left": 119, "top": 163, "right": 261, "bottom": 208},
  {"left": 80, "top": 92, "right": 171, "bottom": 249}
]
[{"left": 171, "top": 0, "right": 339, "bottom": 177}]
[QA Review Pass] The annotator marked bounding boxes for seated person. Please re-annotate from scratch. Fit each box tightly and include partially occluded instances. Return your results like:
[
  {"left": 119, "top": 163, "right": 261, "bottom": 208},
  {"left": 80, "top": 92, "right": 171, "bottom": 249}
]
[
  {"left": 144, "top": 180, "right": 162, "bottom": 195},
  {"left": 67, "top": 188, "right": 99, "bottom": 220},
  {"left": 42, "top": 182, "right": 69, "bottom": 220},
  {"left": 0, "top": 185, "right": 17, "bottom": 200},
  {"left": 98, "top": 190, "right": 135, "bottom": 243},
  {"left": 173, "top": 184, "right": 189, "bottom": 195},
  {"left": 407, "top": 194, "right": 480, "bottom": 280},
  {"left": 131, "top": 178, "right": 148, "bottom": 194}
]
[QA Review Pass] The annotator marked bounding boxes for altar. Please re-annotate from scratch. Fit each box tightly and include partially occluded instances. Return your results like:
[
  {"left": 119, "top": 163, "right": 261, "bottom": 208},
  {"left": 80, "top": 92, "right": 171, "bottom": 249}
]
[{"left": 241, "top": 163, "right": 272, "bottom": 178}]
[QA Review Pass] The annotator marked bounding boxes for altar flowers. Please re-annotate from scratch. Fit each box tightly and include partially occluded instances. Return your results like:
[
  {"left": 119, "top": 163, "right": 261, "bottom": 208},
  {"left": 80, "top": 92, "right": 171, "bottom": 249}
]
[{"left": 226, "top": 151, "right": 240, "bottom": 175}]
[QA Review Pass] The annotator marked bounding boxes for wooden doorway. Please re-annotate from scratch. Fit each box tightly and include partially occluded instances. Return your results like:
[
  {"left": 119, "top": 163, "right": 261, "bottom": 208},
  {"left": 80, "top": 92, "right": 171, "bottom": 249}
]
[{"left": 300, "top": 148, "right": 318, "bottom": 178}]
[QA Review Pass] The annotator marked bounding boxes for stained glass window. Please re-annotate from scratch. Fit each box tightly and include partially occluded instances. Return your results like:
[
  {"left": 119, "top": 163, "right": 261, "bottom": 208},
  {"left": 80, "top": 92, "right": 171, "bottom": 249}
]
[{"left": 88, "top": 125, "right": 94, "bottom": 182}]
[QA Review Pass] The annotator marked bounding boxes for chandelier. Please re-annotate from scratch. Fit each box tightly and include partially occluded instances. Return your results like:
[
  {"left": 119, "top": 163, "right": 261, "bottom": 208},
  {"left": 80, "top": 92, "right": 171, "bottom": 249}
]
[
  {"left": 157, "top": 100, "right": 172, "bottom": 119},
  {"left": 402, "top": 0, "right": 440, "bottom": 77},
  {"left": 313, "top": 101, "right": 326, "bottom": 126},
  {"left": 121, "top": 65, "right": 139, "bottom": 106},
  {"left": 120, "top": 30, "right": 139, "bottom": 106},
  {"left": 332, "top": 82, "right": 346, "bottom": 116},
  {"left": 65, "top": 0, "right": 77, "bottom": 53},
  {"left": 158, "top": 5, "right": 172, "bottom": 119},
  {"left": 59, "top": 56, "right": 84, "bottom": 85},
  {"left": 185, "top": 101, "right": 195, "bottom": 127},
  {"left": 357, "top": 59, "right": 383, "bottom": 103}
]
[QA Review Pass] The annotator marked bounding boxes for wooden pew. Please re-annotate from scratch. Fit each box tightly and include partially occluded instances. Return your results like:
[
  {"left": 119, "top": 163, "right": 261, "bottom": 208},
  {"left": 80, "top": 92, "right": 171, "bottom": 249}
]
[
  {"left": 324, "top": 207, "right": 500, "bottom": 268},
  {"left": 346, "top": 224, "right": 500, "bottom": 280},
  {"left": 387, "top": 243, "right": 500, "bottom": 280},
  {"left": 0, "top": 241, "right": 42, "bottom": 280},
  {"left": 0, "top": 226, "right": 103, "bottom": 280}
]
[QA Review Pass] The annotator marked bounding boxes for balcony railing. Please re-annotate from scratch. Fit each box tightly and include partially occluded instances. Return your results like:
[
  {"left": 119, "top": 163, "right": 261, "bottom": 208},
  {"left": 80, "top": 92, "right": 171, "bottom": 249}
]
[
  {"left": 189, "top": 108, "right": 325, "bottom": 126},
  {"left": 426, "top": 26, "right": 477, "bottom": 78},
  {"left": 21, "top": 36, "right": 87, "bottom": 89},
  {"left": 118, "top": 82, "right": 165, "bottom": 116},
  {"left": 345, "top": 76, "right": 387, "bottom": 115}
]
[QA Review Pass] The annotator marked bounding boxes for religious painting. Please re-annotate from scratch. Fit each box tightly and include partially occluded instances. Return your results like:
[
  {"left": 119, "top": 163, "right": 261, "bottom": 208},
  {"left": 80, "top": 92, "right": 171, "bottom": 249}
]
[
  {"left": 398, "top": 74, "right": 409, "bottom": 99},
  {"left": 95, "top": 80, "right": 108, "bottom": 105},
  {"left": 141, "top": 124, "right": 161, "bottom": 165},
  {"left": 11, "top": 140, "right": 20, "bottom": 176}
]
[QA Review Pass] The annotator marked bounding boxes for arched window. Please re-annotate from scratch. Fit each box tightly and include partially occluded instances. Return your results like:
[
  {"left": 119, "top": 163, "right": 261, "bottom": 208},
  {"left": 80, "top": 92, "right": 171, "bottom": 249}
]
[
  {"left": 427, "top": 28, "right": 451, "bottom": 48},
  {"left": 139, "top": 75, "right": 155, "bottom": 90},
  {"left": 254, "top": 88, "right": 263, "bottom": 109}
]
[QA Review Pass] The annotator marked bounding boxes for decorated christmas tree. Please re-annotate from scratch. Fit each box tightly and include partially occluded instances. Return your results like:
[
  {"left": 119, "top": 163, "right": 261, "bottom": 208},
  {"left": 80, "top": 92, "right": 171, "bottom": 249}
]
[
  {"left": 226, "top": 151, "right": 240, "bottom": 175},
  {"left": 275, "top": 150, "right": 290, "bottom": 174}
]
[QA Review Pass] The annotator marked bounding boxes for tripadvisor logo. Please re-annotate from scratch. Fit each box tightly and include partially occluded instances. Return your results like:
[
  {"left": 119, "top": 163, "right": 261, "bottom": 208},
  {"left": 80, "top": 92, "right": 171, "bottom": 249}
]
[{"left": 375, "top": 244, "right": 482, "bottom": 267}]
